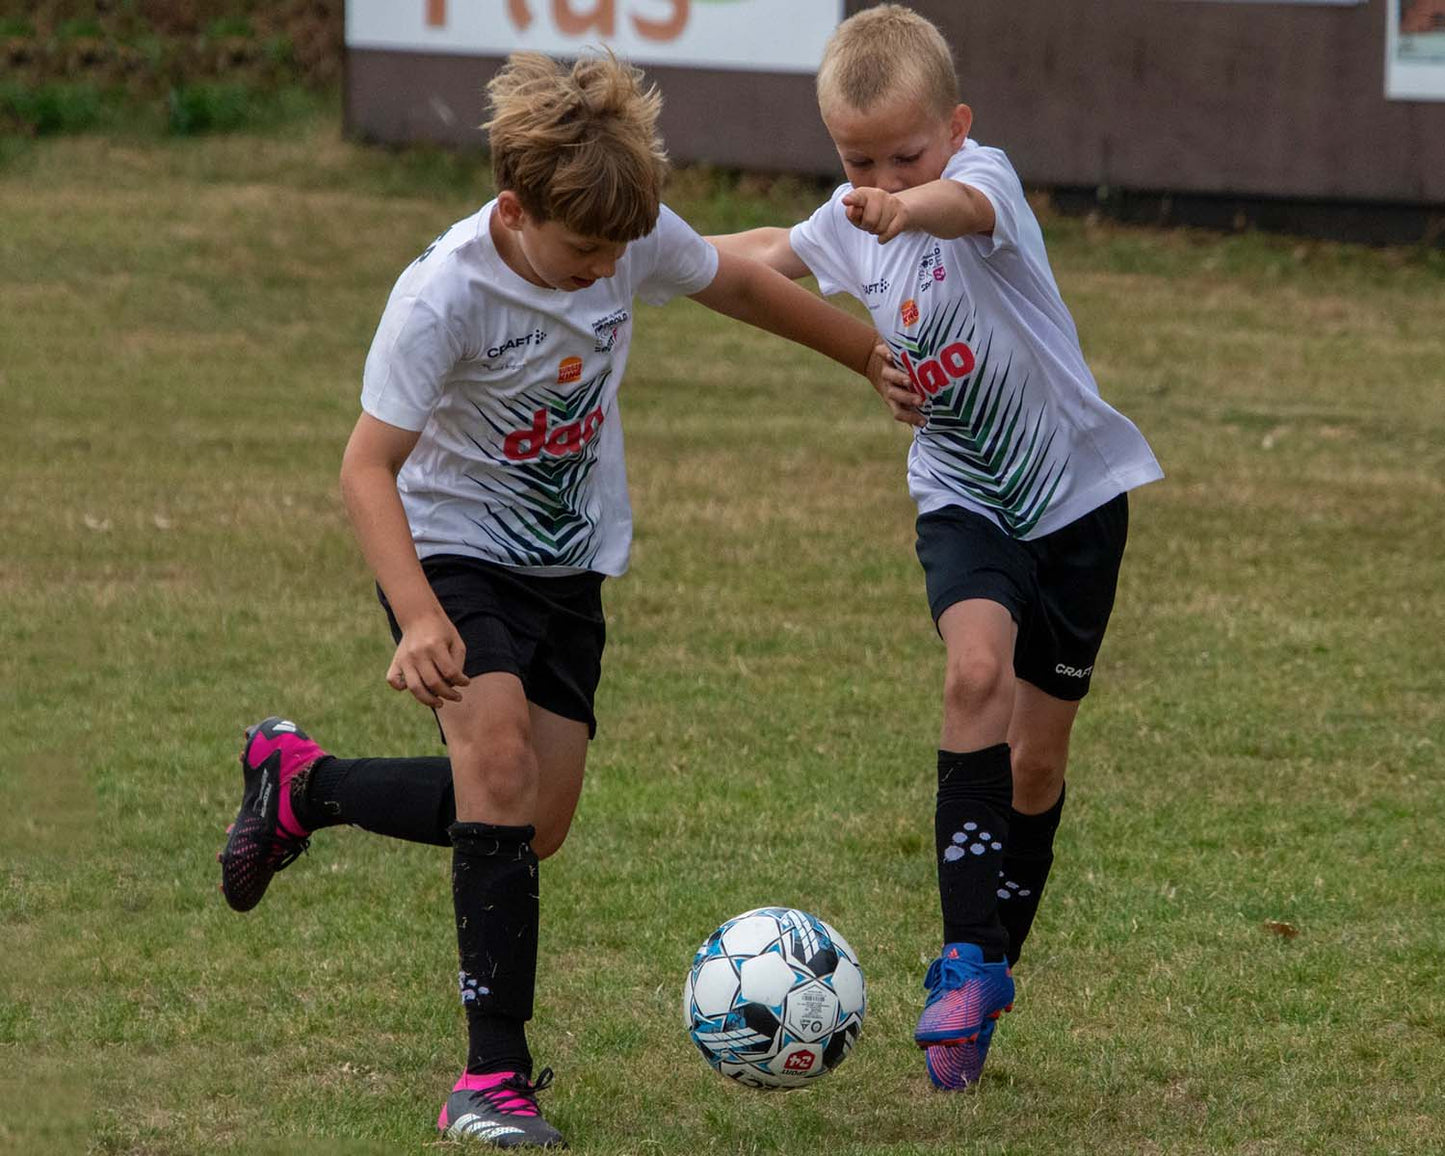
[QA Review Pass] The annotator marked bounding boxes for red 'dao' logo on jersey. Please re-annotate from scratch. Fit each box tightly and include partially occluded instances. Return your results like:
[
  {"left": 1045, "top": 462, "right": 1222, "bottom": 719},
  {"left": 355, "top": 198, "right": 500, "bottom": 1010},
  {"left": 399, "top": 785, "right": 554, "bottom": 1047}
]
[
  {"left": 557, "top": 356, "right": 583, "bottom": 384},
  {"left": 783, "top": 1051, "right": 816, "bottom": 1073},
  {"left": 899, "top": 341, "right": 976, "bottom": 400},
  {"left": 900, "top": 298, "right": 920, "bottom": 327},
  {"left": 503, "top": 407, "right": 605, "bottom": 461}
]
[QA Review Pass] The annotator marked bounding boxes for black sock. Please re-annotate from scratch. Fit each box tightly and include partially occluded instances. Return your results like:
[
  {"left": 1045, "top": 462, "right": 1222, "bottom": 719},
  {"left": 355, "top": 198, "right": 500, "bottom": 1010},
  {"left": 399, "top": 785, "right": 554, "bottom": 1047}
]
[
  {"left": 291, "top": 756, "right": 455, "bottom": 846},
  {"left": 999, "top": 783, "right": 1066, "bottom": 968},
  {"left": 450, "top": 821, "right": 538, "bottom": 1077},
  {"left": 936, "top": 744, "right": 1013, "bottom": 961}
]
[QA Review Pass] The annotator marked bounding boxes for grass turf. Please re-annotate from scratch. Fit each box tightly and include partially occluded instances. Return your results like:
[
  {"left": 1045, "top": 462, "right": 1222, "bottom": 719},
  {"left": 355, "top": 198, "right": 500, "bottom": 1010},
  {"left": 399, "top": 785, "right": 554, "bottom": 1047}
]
[{"left": 1, "top": 119, "right": 1442, "bottom": 1154}]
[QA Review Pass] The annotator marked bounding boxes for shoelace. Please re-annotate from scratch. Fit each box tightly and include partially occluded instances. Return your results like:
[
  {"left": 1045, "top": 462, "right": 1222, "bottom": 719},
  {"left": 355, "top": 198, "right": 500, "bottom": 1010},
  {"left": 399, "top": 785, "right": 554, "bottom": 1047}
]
[
  {"left": 478, "top": 1068, "right": 553, "bottom": 1117},
  {"left": 923, "top": 953, "right": 982, "bottom": 994}
]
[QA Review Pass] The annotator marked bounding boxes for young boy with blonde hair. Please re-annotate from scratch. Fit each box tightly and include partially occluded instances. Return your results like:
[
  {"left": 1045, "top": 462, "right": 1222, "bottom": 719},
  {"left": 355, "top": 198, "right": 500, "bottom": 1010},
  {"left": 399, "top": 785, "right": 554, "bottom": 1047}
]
[
  {"left": 714, "top": 4, "right": 1163, "bottom": 1090},
  {"left": 218, "top": 51, "right": 911, "bottom": 1147}
]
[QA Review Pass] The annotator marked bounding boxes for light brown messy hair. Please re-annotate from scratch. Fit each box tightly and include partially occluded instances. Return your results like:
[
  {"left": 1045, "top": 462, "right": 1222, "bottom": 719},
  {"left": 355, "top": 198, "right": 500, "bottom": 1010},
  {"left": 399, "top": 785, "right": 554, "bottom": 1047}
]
[
  {"left": 485, "top": 51, "right": 668, "bottom": 243},
  {"left": 816, "top": 4, "right": 958, "bottom": 120}
]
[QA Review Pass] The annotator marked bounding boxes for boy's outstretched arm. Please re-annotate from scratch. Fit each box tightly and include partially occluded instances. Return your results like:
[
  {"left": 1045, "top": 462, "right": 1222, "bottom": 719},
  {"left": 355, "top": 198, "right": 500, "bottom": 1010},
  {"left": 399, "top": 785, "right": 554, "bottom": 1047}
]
[
  {"left": 690, "top": 249, "right": 923, "bottom": 427},
  {"left": 706, "top": 228, "right": 812, "bottom": 280},
  {"left": 842, "top": 181, "right": 995, "bottom": 244}
]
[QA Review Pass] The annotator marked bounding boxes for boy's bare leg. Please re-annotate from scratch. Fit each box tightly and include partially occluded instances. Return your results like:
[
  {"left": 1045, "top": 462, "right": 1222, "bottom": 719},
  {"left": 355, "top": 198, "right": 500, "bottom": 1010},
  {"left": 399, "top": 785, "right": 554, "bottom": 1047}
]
[
  {"left": 1008, "top": 682, "right": 1078, "bottom": 814},
  {"left": 440, "top": 672, "right": 539, "bottom": 824},
  {"left": 436, "top": 673, "right": 553, "bottom": 1094},
  {"left": 528, "top": 703, "right": 588, "bottom": 860},
  {"left": 937, "top": 599, "right": 1017, "bottom": 751},
  {"left": 918, "top": 598, "right": 1019, "bottom": 1059}
]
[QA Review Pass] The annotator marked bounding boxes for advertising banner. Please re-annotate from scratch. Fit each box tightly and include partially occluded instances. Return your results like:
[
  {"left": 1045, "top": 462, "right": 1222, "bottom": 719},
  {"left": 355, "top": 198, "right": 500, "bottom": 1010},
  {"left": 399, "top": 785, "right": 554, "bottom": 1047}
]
[
  {"left": 1388, "top": 0, "right": 1445, "bottom": 99},
  {"left": 346, "top": 0, "right": 842, "bottom": 74}
]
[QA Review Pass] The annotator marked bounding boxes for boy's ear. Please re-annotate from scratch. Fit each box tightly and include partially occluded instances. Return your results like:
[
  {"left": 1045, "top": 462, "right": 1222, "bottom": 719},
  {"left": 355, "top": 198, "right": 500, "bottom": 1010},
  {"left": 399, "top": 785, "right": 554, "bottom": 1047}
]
[
  {"left": 949, "top": 104, "right": 973, "bottom": 150},
  {"left": 495, "top": 189, "right": 526, "bottom": 231}
]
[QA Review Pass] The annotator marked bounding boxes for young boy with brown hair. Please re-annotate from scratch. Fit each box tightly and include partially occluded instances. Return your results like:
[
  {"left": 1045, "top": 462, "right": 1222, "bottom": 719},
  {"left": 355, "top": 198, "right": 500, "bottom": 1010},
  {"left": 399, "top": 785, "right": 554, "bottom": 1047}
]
[
  {"left": 218, "top": 51, "right": 911, "bottom": 1148},
  {"left": 713, "top": 4, "right": 1163, "bottom": 1090}
]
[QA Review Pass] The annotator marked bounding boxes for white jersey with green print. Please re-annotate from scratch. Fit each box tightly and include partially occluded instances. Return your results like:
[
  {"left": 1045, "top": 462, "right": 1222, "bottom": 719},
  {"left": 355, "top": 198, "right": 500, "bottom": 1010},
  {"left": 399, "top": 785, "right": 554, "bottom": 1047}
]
[
  {"left": 790, "top": 139, "right": 1162, "bottom": 540},
  {"left": 361, "top": 201, "right": 718, "bottom": 576}
]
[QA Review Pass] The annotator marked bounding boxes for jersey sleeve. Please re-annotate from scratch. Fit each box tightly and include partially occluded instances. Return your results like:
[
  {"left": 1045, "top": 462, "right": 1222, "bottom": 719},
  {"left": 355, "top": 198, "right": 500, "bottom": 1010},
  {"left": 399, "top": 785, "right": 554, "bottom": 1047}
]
[
  {"left": 788, "top": 186, "right": 859, "bottom": 299},
  {"left": 360, "top": 292, "right": 464, "bottom": 432},
  {"left": 944, "top": 144, "right": 1027, "bottom": 259},
  {"left": 634, "top": 205, "right": 720, "bottom": 306}
]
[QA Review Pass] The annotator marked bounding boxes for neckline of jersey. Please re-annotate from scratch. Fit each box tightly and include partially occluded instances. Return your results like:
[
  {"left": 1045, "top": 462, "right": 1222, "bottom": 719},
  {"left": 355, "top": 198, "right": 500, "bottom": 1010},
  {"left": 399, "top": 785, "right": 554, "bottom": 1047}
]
[{"left": 476, "top": 200, "right": 565, "bottom": 301}]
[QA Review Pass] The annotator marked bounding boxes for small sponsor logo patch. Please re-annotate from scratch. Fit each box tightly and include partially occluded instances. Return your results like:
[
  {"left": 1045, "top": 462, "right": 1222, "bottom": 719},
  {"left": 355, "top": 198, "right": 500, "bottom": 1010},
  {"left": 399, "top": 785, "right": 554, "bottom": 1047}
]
[
  {"left": 557, "top": 356, "right": 583, "bottom": 384},
  {"left": 591, "top": 308, "right": 629, "bottom": 352},
  {"left": 901, "top": 298, "right": 920, "bottom": 327},
  {"left": 783, "top": 1051, "right": 816, "bottom": 1072},
  {"left": 918, "top": 242, "right": 946, "bottom": 293}
]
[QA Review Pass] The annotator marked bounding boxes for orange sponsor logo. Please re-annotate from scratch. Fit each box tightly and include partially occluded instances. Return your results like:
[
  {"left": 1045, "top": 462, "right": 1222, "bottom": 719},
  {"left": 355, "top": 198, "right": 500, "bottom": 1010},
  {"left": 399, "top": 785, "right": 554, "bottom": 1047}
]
[
  {"left": 901, "top": 298, "right": 920, "bottom": 327},
  {"left": 557, "top": 356, "right": 583, "bottom": 384}
]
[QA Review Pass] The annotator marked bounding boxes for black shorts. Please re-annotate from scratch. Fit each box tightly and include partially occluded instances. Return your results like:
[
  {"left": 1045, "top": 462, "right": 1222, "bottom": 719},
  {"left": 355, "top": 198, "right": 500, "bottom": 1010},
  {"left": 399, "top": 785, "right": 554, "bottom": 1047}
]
[
  {"left": 914, "top": 494, "right": 1129, "bottom": 701},
  {"left": 378, "top": 555, "right": 606, "bottom": 738}
]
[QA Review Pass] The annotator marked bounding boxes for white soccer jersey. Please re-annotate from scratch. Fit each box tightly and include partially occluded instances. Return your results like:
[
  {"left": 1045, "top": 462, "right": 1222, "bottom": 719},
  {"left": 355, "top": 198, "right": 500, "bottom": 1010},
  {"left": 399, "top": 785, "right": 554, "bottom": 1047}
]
[
  {"left": 361, "top": 202, "right": 718, "bottom": 575},
  {"left": 791, "top": 140, "right": 1162, "bottom": 540}
]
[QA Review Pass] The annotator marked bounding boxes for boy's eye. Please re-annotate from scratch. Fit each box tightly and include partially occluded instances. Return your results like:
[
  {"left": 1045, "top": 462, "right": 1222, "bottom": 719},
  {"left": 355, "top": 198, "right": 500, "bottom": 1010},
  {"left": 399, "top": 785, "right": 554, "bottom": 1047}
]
[
  {"left": 895, "top": 152, "right": 922, "bottom": 165},
  {"left": 846, "top": 158, "right": 873, "bottom": 169}
]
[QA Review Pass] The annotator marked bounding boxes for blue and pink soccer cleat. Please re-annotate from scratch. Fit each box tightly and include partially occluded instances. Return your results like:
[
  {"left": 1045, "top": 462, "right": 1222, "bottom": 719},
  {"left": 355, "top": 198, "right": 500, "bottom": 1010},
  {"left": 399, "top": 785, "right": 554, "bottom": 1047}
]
[
  {"left": 437, "top": 1069, "right": 564, "bottom": 1148},
  {"left": 914, "top": 942, "right": 1014, "bottom": 1047},
  {"left": 218, "top": 717, "right": 326, "bottom": 912},
  {"left": 925, "top": 1016, "right": 997, "bottom": 1090}
]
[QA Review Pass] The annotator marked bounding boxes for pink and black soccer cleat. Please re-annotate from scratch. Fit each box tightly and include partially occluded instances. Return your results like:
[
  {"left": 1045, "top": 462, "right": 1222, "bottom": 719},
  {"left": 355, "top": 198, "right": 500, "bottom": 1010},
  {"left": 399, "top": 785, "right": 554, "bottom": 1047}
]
[
  {"left": 218, "top": 717, "right": 326, "bottom": 912},
  {"left": 437, "top": 1068, "right": 565, "bottom": 1148},
  {"left": 914, "top": 942, "right": 1014, "bottom": 1046},
  {"left": 925, "top": 1016, "right": 997, "bottom": 1091}
]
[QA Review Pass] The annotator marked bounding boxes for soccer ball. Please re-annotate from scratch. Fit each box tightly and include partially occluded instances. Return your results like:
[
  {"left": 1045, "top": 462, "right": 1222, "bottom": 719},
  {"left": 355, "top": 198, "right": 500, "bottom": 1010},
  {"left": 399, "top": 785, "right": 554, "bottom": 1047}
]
[{"left": 682, "top": 906, "right": 866, "bottom": 1089}]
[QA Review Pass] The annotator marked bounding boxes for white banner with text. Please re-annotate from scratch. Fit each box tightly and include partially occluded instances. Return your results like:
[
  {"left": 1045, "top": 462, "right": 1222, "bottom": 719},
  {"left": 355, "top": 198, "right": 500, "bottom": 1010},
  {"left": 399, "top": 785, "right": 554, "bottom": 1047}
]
[{"left": 346, "top": 0, "right": 843, "bottom": 73}]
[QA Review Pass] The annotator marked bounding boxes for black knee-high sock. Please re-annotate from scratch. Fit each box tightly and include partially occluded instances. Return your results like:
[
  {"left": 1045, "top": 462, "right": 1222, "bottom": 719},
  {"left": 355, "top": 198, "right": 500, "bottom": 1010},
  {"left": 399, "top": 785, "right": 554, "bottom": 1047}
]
[
  {"left": 936, "top": 744, "right": 1013, "bottom": 961},
  {"left": 291, "top": 756, "right": 455, "bottom": 846},
  {"left": 450, "top": 821, "right": 538, "bottom": 1077},
  {"left": 998, "top": 783, "right": 1066, "bottom": 968}
]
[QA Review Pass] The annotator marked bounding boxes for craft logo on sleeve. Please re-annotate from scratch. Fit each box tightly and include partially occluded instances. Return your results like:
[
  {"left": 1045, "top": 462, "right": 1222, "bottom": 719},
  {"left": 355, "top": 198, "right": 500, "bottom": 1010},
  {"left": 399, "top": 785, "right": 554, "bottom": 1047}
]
[{"left": 557, "top": 356, "right": 583, "bottom": 384}]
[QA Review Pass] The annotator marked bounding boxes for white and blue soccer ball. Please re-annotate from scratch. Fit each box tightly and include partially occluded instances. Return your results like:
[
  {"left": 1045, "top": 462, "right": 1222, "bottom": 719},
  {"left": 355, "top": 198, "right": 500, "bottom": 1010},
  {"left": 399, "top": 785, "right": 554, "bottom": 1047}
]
[{"left": 683, "top": 906, "right": 866, "bottom": 1089}]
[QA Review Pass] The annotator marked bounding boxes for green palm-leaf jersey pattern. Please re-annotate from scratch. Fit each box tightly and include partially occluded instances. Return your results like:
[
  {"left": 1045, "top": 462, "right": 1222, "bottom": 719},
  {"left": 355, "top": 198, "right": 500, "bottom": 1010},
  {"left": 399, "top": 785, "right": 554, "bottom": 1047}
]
[
  {"left": 462, "top": 370, "right": 612, "bottom": 568},
  {"left": 889, "top": 299, "right": 1068, "bottom": 538}
]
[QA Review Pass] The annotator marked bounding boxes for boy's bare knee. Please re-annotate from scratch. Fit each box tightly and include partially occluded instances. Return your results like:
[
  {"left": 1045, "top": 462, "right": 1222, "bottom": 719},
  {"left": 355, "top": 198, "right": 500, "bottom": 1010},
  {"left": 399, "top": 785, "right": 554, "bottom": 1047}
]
[
  {"left": 450, "top": 714, "right": 537, "bottom": 819},
  {"left": 1011, "top": 741, "right": 1067, "bottom": 812},
  {"left": 943, "top": 650, "right": 1013, "bottom": 719}
]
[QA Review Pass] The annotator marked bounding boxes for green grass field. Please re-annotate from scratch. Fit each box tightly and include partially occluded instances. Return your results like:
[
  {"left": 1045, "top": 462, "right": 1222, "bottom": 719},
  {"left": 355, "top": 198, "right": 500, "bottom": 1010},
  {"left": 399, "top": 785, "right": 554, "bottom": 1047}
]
[{"left": 2, "top": 119, "right": 1443, "bottom": 1155}]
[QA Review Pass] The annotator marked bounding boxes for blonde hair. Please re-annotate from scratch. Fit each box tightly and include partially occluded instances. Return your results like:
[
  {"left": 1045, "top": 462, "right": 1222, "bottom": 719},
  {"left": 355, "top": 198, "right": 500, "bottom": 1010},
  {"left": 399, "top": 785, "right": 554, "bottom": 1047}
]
[
  {"left": 816, "top": 4, "right": 958, "bottom": 119},
  {"left": 485, "top": 51, "right": 669, "bottom": 242}
]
